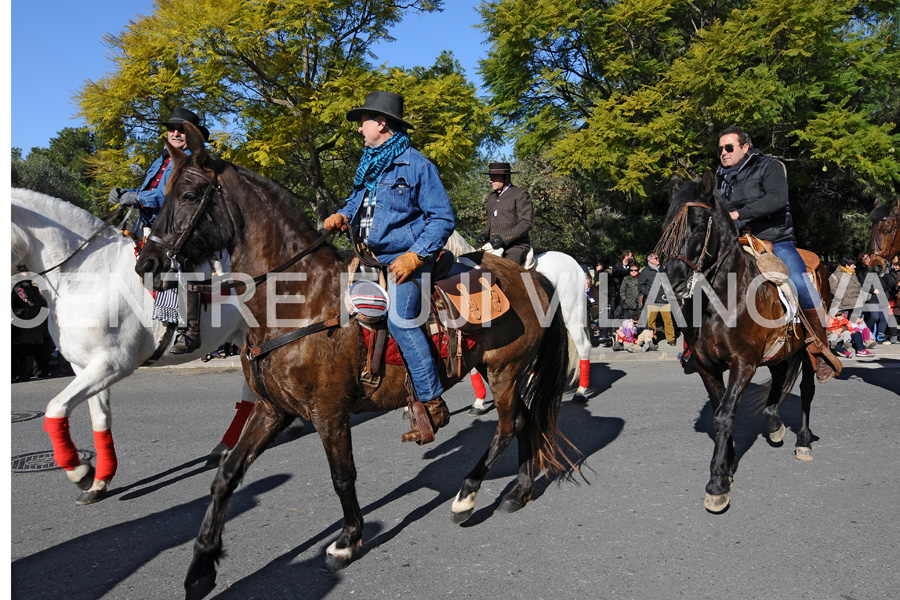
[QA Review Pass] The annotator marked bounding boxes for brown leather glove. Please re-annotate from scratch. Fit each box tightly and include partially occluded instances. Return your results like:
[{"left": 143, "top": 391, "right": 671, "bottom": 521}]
[
  {"left": 324, "top": 213, "right": 348, "bottom": 232},
  {"left": 389, "top": 252, "right": 425, "bottom": 285}
]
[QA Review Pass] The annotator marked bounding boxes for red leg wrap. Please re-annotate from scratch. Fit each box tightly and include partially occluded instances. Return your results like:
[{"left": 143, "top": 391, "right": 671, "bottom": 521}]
[
  {"left": 579, "top": 359, "right": 591, "bottom": 388},
  {"left": 220, "top": 401, "right": 255, "bottom": 448},
  {"left": 470, "top": 373, "right": 487, "bottom": 399},
  {"left": 93, "top": 429, "right": 117, "bottom": 481},
  {"left": 43, "top": 417, "right": 80, "bottom": 470}
]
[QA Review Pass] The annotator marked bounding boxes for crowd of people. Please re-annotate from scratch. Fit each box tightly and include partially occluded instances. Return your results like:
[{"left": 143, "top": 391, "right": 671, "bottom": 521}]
[{"left": 584, "top": 250, "right": 900, "bottom": 359}]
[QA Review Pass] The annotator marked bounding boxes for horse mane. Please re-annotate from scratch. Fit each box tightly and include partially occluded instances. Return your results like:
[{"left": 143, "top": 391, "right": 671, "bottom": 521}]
[
  {"left": 655, "top": 177, "right": 736, "bottom": 259},
  {"left": 869, "top": 197, "right": 899, "bottom": 222}
]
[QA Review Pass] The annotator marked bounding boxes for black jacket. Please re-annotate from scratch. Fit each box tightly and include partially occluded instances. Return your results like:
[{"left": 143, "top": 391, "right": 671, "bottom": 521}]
[
  {"left": 717, "top": 148, "right": 794, "bottom": 243},
  {"left": 637, "top": 265, "right": 667, "bottom": 305}
]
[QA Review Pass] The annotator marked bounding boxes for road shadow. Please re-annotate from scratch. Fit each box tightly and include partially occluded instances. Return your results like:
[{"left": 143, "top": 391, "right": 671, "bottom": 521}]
[
  {"left": 837, "top": 357, "right": 900, "bottom": 395},
  {"left": 211, "top": 387, "right": 624, "bottom": 596},
  {"left": 11, "top": 475, "right": 291, "bottom": 600}
]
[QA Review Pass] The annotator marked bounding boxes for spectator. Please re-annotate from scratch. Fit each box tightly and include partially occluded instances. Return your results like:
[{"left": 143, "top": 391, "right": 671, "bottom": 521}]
[
  {"left": 638, "top": 252, "right": 676, "bottom": 346},
  {"left": 883, "top": 257, "right": 900, "bottom": 344},
  {"left": 618, "top": 260, "right": 642, "bottom": 321},
  {"left": 856, "top": 251, "right": 890, "bottom": 341},
  {"left": 828, "top": 256, "right": 863, "bottom": 317},
  {"left": 827, "top": 310, "right": 872, "bottom": 357},
  {"left": 610, "top": 250, "right": 633, "bottom": 319},
  {"left": 614, "top": 318, "right": 657, "bottom": 352},
  {"left": 11, "top": 277, "right": 53, "bottom": 382}
]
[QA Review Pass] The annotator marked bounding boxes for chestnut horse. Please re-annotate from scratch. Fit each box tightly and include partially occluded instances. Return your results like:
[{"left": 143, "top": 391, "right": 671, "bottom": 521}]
[
  {"left": 659, "top": 173, "right": 832, "bottom": 513},
  {"left": 134, "top": 123, "right": 572, "bottom": 599},
  {"left": 869, "top": 197, "right": 900, "bottom": 273}
]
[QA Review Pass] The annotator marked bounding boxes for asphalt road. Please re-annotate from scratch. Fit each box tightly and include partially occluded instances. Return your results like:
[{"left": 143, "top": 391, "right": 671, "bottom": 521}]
[{"left": 10, "top": 355, "right": 900, "bottom": 600}]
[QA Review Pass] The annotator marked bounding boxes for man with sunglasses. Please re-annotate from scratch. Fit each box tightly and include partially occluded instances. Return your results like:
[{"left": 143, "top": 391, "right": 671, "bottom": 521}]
[
  {"left": 716, "top": 125, "right": 841, "bottom": 382},
  {"left": 108, "top": 107, "right": 212, "bottom": 354}
]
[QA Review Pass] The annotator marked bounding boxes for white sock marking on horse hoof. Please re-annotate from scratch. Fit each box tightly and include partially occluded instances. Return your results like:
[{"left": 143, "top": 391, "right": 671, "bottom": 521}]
[
  {"left": 769, "top": 423, "right": 786, "bottom": 443},
  {"left": 452, "top": 491, "right": 477, "bottom": 514},
  {"left": 66, "top": 463, "right": 92, "bottom": 485},
  {"left": 795, "top": 446, "right": 812, "bottom": 461},
  {"left": 326, "top": 541, "right": 354, "bottom": 560}
]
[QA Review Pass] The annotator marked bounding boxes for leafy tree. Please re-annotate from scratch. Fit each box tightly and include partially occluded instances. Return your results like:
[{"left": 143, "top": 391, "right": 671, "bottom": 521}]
[
  {"left": 11, "top": 148, "right": 91, "bottom": 209},
  {"left": 77, "top": 0, "right": 495, "bottom": 225},
  {"left": 479, "top": 0, "right": 900, "bottom": 256}
]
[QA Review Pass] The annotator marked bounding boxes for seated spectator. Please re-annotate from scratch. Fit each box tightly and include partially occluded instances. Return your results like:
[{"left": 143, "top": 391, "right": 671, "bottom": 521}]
[
  {"left": 614, "top": 319, "right": 657, "bottom": 353},
  {"left": 827, "top": 310, "right": 872, "bottom": 358}
]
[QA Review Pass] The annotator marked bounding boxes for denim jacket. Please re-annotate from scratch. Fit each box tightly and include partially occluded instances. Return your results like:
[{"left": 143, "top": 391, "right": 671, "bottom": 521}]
[
  {"left": 338, "top": 147, "right": 455, "bottom": 263},
  {"left": 130, "top": 149, "right": 192, "bottom": 228}
]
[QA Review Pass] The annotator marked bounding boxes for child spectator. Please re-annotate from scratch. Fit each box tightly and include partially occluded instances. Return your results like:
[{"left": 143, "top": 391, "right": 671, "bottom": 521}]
[{"left": 614, "top": 319, "right": 657, "bottom": 352}]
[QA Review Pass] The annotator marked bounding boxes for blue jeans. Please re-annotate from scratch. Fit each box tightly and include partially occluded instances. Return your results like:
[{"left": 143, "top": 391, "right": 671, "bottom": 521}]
[
  {"left": 386, "top": 259, "right": 443, "bottom": 402},
  {"left": 772, "top": 241, "right": 820, "bottom": 309}
]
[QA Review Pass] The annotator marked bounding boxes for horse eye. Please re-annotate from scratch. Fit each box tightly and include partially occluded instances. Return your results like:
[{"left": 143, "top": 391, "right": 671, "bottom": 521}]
[{"left": 183, "top": 192, "right": 199, "bottom": 202}]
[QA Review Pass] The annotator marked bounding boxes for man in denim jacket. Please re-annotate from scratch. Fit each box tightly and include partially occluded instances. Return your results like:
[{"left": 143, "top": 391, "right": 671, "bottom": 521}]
[{"left": 325, "top": 91, "right": 455, "bottom": 444}]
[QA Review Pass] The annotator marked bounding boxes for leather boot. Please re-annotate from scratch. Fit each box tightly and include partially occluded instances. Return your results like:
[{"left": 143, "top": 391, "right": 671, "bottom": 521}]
[
  {"left": 801, "top": 308, "right": 842, "bottom": 383},
  {"left": 170, "top": 290, "right": 202, "bottom": 354},
  {"left": 402, "top": 397, "right": 450, "bottom": 445}
]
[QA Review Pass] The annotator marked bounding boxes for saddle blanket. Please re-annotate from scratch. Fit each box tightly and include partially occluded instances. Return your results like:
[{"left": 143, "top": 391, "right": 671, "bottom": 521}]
[{"left": 361, "top": 327, "right": 477, "bottom": 366}]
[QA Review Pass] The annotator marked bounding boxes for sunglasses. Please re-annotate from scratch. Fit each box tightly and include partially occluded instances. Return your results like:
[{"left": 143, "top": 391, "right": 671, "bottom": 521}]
[
  {"left": 718, "top": 143, "right": 742, "bottom": 154},
  {"left": 167, "top": 125, "right": 184, "bottom": 133},
  {"left": 630, "top": 269, "right": 639, "bottom": 273}
]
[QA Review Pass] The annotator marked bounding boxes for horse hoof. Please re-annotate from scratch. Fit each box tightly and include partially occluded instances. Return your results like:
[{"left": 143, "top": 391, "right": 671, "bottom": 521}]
[
  {"left": 468, "top": 406, "right": 489, "bottom": 417},
  {"left": 66, "top": 463, "right": 95, "bottom": 491},
  {"left": 571, "top": 393, "right": 587, "bottom": 403},
  {"left": 451, "top": 507, "right": 474, "bottom": 525},
  {"left": 325, "top": 540, "right": 358, "bottom": 571},
  {"left": 205, "top": 442, "right": 230, "bottom": 468},
  {"left": 184, "top": 573, "right": 216, "bottom": 600},
  {"left": 795, "top": 446, "right": 813, "bottom": 461},
  {"left": 76, "top": 487, "right": 107, "bottom": 505},
  {"left": 497, "top": 497, "right": 526, "bottom": 514},
  {"left": 769, "top": 423, "right": 786, "bottom": 444},
  {"left": 704, "top": 492, "right": 730, "bottom": 513}
]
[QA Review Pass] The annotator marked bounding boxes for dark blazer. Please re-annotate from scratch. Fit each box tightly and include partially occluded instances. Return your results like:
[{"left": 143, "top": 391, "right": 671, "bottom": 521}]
[{"left": 479, "top": 185, "right": 533, "bottom": 247}]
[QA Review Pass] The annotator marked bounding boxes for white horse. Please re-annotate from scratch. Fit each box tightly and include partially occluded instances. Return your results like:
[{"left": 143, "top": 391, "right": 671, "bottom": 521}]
[
  {"left": 10, "top": 188, "right": 252, "bottom": 504},
  {"left": 444, "top": 231, "right": 594, "bottom": 406}
]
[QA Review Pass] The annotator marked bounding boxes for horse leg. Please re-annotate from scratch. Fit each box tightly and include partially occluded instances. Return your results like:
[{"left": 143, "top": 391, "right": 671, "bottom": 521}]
[
  {"left": 572, "top": 359, "right": 592, "bottom": 402},
  {"left": 43, "top": 359, "right": 128, "bottom": 497},
  {"left": 185, "top": 400, "right": 290, "bottom": 600},
  {"left": 72, "top": 389, "right": 116, "bottom": 505},
  {"left": 703, "top": 365, "right": 755, "bottom": 513},
  {"left": 206, "top": 381, "right": 257, "bottom": 467},
  {"left": 313, "top": 411, "right": 364, "bottom": 571},
  {"left": 763, "top": 363, "right": 789, "bottom": 444},
  {"left": 795, "top": 354, "right": 816, "bottom": 461},
  {"left": 451, "top": 383, "right": 519, "bottom": 524},
  {"left": 468, "top": 370, "right": 489, "bottom": 416},
  {"left": 498, "top": 410, "right": 534, "bottom": 513}
]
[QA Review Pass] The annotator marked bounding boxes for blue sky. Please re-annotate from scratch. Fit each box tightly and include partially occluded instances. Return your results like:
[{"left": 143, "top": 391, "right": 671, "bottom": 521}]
[{"left": 9, "top": 1, "right": 492, "bottom": 154}]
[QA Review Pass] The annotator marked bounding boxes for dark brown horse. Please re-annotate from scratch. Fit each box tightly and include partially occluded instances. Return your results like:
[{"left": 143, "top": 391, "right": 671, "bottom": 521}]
[
  {"left": 134, "top": 123, "right": 572, "bottom": 599},
  {"left": 658, "top": 173, "right": 832, "bottom": 513},
  {"left": 869, "top": 197, "right": 900, "bottom": 273}
]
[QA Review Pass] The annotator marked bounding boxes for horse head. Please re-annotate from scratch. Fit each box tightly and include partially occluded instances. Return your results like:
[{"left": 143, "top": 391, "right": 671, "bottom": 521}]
[
  {"left": 868, "top": 197, "right": 900, "bottom": 274},
  {"left": 135, "top": 122, "right": 241, "bottom": 290},
  {"left": 658, "top": 171, "right": 736, "bottom": 300}
]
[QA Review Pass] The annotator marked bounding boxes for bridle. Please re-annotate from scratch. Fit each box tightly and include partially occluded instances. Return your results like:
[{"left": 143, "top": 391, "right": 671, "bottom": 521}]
[
  {"left": 35, "top": 207, "right": 131, "bottom": 276},
  {"left": 146, "top": 167, "right": 221, "bottom": 274},
  {"left": 669, "top": 201, "right": 737, "bottom": 298}
]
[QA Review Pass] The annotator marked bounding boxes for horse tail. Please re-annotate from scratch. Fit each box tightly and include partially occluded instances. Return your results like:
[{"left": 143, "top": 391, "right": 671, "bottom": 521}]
[{"left": 521, "top": 274, "right": 580, "bottom": 475}]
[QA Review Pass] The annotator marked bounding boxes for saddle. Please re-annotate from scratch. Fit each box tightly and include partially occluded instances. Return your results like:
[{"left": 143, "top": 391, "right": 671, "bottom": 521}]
[
  {"left": 738, "top": 234, "right": 821, "bottom": 362},
  {"left": 346, "top": 245, "right": 510, "bottom": 398}
]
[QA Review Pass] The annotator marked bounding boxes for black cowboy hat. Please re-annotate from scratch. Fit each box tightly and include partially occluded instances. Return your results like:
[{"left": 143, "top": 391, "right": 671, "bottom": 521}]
[
  {"left": 346, "top": 91, "right": 414, "bottom": 131},
  {"left": 160, "top": 107, "right": 210, "bottom": 142},
  {"left": 482, "top": 162, "right": 517, "bottom": 175}
]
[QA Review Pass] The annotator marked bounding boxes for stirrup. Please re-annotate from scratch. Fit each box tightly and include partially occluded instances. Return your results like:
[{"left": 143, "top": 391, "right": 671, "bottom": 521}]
[
  {"left": 170, "top": 331, "right": 201, "bottom": 355},
  {"left": 402, "top": 401, "right": 435, "bottom": 445}
]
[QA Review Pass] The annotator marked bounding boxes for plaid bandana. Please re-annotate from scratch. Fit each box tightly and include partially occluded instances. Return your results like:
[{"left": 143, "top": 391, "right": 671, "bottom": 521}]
[{"left": 353, "top": 132, "right": 411, "bottom": 193}]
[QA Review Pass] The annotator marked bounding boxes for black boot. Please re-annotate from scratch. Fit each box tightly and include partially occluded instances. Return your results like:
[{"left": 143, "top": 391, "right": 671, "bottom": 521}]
[{"left": 170, "top": 290, "right": 202, "bottom": 354}]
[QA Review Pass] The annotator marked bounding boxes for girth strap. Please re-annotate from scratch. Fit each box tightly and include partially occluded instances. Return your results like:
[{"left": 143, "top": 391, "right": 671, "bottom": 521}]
[{"left": 247, "top": 317, "right": 341, "bottom": 398}]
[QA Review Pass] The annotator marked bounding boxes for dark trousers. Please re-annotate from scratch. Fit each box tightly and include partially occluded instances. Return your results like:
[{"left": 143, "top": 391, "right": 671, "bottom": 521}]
[{"left": 504, "top": 243, "right": 530, "bottom": 267}]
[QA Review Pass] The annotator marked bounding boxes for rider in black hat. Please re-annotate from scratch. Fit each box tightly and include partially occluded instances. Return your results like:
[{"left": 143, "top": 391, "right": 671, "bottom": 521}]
[
  {"left": 476, "top": 162, "right": 534, "bottom": 267},
  {"left": 108, "top": 107, "right": 211, "bottom": 355}
]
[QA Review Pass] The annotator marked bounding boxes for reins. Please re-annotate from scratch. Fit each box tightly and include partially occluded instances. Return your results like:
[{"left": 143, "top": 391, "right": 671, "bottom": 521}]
[
  {"left": 34, "top": 207, "right": 132, "bottom": 276},
  {"left": 664, "top": 201, "right": 738, "bottom": 299}
]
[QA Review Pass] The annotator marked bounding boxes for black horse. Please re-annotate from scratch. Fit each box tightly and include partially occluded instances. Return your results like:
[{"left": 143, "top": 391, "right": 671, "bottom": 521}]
[{"left": 658, "top": 173, "right": 833, "bottom": 513}]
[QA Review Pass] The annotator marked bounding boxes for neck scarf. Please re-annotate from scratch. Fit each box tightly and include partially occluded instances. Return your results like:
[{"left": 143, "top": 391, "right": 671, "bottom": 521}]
[{"left": 353, "top": 132, "right": 411, "bottom": 193}]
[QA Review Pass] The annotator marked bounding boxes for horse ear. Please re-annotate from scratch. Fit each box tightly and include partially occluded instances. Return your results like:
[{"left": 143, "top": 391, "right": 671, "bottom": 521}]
[
  {"left": 669, "top": 174, "right": 684, "bottom": 203},
  {"left": 700, "top": 171, "right": 715, "bottom": 198},
  {"left": 182, "top": 122, "right": 209, "bottom": 165}
]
